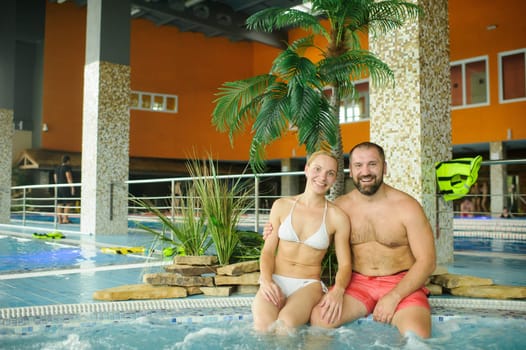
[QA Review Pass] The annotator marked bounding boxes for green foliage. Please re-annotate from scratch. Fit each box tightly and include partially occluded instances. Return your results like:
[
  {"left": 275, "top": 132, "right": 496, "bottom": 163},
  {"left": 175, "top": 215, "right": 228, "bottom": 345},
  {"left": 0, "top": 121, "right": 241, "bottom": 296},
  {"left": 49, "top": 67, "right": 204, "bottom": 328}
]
[
  {"left": 186, "top": 156, "right": 255, "bottom": 265},
  {"left": 131, "top": 189, "right": 211, "bottom": 257},
  {"left": 231, "top": 230, "right": 265, "bottom": 262},
  {"left": 212, "top": 0, "right": 422, "bottom": 194},
  {"left": 321, "top": 244, "right": 338, "bottom": 285}
]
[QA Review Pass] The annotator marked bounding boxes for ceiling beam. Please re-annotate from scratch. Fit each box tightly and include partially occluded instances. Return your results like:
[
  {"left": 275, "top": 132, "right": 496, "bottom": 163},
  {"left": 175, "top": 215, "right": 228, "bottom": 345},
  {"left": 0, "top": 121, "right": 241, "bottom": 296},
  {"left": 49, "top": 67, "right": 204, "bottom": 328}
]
[{"left": 131, "top": 0, "right": 288, "bottom": 48}]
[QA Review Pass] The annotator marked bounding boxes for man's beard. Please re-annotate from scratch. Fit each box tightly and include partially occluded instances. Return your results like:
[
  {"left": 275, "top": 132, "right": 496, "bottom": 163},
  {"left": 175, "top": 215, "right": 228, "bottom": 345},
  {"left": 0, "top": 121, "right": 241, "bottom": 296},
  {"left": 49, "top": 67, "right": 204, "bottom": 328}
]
[{"left": 352, "top": 175, "right": 383, "bottom": 196}]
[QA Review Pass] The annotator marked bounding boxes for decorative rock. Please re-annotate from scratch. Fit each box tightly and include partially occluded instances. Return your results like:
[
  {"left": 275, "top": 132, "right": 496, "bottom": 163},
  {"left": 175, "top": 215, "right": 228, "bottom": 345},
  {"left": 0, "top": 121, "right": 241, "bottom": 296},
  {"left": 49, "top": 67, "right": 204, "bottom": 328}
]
[
  {"left": 215, "top": 272, "right": 260, "bottom": 286},
  {"left": 164, "top": 264, "right": 217, "bottom": 276},
  {"left": 426, "top": 283, "right": 443, "bottom": 295},
  {"left": 449, "top": 285, "right": 526, "bottom": 299},
  {"left": 430, "top": 273, "right": 493, "bottom": 289},
  {"left": 236, "top": 285, "right": 260, "bottom": 295},
  {"left": 186, "top": 286, "right": 204, "bottom": 296},
  {"left": 93, "top": 284, "right": 187, "bottom": 301},
  {"left": 143, "top": 273, "right": 214, "bottom": 287},
  {"left": 173, "top": 255, "right": 218, "bottom": 266},
  {"left": 216, "top": 260, "right": 260, "bottom": 276},
  {"left": 200, "top": 286, "right": 233, "bottom": 297}
]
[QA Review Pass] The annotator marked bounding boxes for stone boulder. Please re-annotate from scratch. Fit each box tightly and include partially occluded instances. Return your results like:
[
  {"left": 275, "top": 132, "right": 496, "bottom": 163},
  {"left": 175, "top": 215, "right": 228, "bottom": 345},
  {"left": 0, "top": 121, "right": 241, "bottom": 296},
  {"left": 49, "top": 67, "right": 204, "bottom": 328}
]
[
  {"left": 143, "top": 272, "right": 214, "bottom": 287},
  {"left": 449, "top": 285, "right": 526, "bottom": 299},
  {"left": 93, "top": 284, "right": 187, "bottom": 301},
  {"left": 216, "top": 260, "right": 260, "bottom": 276},
  {"left": 214, "top": 271, "right": 260, "bottom": 286},
  {"left": 430, "top": 273, "right": 493, "bottom": 289}
]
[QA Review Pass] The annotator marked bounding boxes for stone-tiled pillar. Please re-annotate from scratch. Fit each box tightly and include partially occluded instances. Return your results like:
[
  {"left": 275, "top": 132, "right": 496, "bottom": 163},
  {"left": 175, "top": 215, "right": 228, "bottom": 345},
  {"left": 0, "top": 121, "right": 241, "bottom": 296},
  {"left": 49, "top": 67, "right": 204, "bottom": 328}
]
[
  {"left": 0, "top": 111, "right": 14, "bottom": 224},
  {"left": 489, "top": 142, "right": 506, "bottom": 217},
  {"left": 0, "top": 0, "right": 16, "bottom": 223},
  {"left": 369, "top": 0, "right": 453, "bottom": 264},
  {"left": 81, "top": 0, "right": 130, "bottom": 235}
]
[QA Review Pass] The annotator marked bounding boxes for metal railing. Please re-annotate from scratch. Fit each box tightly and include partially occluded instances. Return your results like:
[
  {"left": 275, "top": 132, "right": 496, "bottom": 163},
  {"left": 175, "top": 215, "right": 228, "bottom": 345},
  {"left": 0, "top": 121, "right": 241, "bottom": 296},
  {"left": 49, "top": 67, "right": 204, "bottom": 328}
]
[
  {"left": 9, "top": 171, "right": 306, "bottom": 232},
  {"left": 8, "top": 160, "right": 526, "bottom": 232}
]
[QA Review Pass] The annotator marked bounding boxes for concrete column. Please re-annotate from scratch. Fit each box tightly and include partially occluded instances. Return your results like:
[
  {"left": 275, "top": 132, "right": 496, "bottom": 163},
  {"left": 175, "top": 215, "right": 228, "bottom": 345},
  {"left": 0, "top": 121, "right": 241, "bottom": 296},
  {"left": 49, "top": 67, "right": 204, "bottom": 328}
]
[
  {"left": 280, "top": 158, "right": 300, "bottom": 196},
  {"left": 0, "top": 0, "right": 16, "bottom": 223},
  {"left": 80, "top": 0, "right": 130, "bottom": 235},
  {"left": 489, "top": 142, "right": 506, "bottom": 217},
  {"left": 369, "top": 0, "right": 453, "bottom": 264}
]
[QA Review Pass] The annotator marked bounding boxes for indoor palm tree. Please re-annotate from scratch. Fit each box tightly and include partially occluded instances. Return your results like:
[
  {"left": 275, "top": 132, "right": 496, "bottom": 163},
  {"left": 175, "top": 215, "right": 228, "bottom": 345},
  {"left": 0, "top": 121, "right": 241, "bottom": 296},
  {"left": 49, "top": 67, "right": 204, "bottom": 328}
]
[{"left": 212, "top": 0, "right": 421, "bottom": 197}]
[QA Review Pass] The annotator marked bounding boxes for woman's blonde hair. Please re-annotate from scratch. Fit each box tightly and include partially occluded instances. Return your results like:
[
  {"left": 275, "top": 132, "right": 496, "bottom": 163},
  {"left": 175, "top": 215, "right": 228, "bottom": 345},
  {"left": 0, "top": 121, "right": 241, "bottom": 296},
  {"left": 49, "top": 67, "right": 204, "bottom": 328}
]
[{"left": 306, "top": 150, "right": 338, "bottom": 166}]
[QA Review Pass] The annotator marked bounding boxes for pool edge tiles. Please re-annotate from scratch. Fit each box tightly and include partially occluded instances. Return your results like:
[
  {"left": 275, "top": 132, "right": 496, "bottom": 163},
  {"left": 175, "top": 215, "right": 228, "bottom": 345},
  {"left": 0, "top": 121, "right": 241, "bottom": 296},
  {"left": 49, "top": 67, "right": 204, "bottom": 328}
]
[
  {"left": 0, "top": 296, "right": 526, "bottom": 333},
  {"left": 0, "top": 297, "right": 255, "bottom": 335},
  {"left": 0, "top": 297, "right": 254, "bottom": 319}
]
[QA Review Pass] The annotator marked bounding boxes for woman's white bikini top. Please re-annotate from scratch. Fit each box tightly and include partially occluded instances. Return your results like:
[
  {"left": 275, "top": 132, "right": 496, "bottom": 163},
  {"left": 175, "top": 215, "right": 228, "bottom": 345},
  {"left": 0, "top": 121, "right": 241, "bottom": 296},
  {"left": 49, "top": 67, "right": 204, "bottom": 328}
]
[{"left": 277, "top": 198, "right": 330, "bottom": 250}]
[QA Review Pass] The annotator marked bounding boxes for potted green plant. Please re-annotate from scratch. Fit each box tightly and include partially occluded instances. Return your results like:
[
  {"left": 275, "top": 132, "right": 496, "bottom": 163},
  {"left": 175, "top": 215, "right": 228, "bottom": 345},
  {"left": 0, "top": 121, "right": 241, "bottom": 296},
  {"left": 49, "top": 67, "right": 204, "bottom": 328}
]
[
  {"left": 186, "top": 156, "right": 255, "bottom": 265},
  {"left": 131, "top": 185, "right": 212, "bottom": 257}
]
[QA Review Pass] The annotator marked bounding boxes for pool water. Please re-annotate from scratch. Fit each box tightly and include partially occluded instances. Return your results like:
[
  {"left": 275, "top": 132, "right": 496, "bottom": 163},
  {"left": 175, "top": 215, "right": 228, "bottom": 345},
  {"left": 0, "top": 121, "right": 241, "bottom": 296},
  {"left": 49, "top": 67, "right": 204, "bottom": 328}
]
[
  {"left": 449, "top": 252, "right": 526, "bottom": 286},
  {"left": 454, "top": 237, "right": 526, "bottom": 254},
  {"left": 1, "top": 309, "right": 525, "bottom": 350},
  {"left": 0, "top": 235, "right": 153, "bottom": 273}
]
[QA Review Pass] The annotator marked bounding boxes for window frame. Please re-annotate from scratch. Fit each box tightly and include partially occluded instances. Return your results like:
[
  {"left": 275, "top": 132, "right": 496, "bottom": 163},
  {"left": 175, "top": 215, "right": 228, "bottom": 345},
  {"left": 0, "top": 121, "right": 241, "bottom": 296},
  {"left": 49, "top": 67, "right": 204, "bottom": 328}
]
[
  {"left": 338, "top": 79, "right": 370, "bottom": 124},
  {"left": 498, "top": 48, "right": 526, "bottom": 104},
  {"left": 450, "top": 55, "right": 490, "bottom": 110},
  {"left": 130, "top": 91, "right": 179, "bottom": 113}
]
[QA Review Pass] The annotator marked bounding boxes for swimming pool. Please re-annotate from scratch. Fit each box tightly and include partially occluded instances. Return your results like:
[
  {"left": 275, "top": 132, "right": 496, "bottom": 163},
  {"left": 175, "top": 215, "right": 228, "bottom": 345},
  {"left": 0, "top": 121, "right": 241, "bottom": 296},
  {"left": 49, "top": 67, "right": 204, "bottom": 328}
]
[
  {"left": 0, "top": 298, "right": 525, "bottom": 349},
  {"left": 0, "top": 234, "right": 154, "bottom": 273},
  {"left": 1, "top": 220, "right": 525, "bottom": 349}
]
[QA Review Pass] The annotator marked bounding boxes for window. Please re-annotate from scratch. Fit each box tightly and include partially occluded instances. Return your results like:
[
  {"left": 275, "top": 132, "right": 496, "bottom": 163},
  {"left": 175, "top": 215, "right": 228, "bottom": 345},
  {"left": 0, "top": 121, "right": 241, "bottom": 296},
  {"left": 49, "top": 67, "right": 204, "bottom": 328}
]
[
  {"left": 499, "top": 49, "right": 526, "bottom": 103},
  {"left": 450, "top": 56, "right": 489, "bottom": 109},
  {"left": 130, "top": 91, "right": 178, "bottom": 113},
  {"left": 339, "top": 80, "right": 369, "bottom": 123}
]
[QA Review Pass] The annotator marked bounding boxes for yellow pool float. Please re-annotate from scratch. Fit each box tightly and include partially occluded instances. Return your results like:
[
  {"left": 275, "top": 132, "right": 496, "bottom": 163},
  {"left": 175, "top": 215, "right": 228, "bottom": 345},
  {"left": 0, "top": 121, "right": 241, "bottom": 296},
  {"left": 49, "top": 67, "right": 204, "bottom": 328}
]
[
  {"left": 33, "top": 231, "right": 66, "bottom": 239},
  {"left": 100, "top": 247, "right": 145, "bottom": 255}
]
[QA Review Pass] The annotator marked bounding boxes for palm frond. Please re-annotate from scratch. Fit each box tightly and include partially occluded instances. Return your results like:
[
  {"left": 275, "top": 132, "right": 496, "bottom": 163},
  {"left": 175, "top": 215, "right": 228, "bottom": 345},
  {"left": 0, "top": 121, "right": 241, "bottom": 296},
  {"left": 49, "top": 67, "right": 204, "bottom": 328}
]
[
  {"left": 246, "top": 7, "right": 328, "bottom": 39},
  {"left": 271, "top": 37, "right": 319, "bottom": 80},
  {"left": 318, "top": 50, "right": 395, "bottom": 92},
  {"left": 212, "top": 74, "right": 275, "bottom": 141},
  {"left": 272, "top": 54, "right": 320, "bottom": 98},
  {"left": 295, "top": 97, "right": 338, "bottom": 152},
  {"left": 253, "top": 82, "right": 291, "bottom": 138},
  {"left": 349, "top": 0, "right": 422, "bottom": 36},
  {"left": 289, "top": 84, "right": 321, "bottom": 121}
]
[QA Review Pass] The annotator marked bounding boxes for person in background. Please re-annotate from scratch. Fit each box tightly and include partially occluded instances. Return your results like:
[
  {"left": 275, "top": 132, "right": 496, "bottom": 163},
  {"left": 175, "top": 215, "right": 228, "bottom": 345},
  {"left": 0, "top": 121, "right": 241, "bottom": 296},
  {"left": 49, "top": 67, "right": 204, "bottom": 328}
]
[
  {"left": 469, "top": 182, "right": 481, "bottom": 214},
  {"left": 480, "top": 181, "right": 489, "bottom": 214},
  {"left": 54, "top": 155, "right": 75, "bottom": 224},
  {"left": 500, "top": 207, "right": 513, "bottom": 218},
  {"left": 460, "top": 198, "right": 475, "bottom": 218},
  {"left": 253, "top": 151, "right": 351, "bottom": 334},
  {"left": 508, "top": 183, "right": 526, "bottom": 215}
]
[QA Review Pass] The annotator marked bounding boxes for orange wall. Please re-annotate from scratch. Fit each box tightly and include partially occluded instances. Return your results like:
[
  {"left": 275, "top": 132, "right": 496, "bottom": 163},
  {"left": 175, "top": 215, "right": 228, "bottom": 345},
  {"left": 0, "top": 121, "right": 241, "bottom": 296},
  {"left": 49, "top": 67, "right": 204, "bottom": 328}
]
[
  {"left": 128, "top": 18, "right": 257, "bottom": 160},
  {"left": 449, "top": 0, "right": 526, "bottom": 145},
  {"left": 42, "top": 2, "right": 260, "bottom": 161},
  {"left": 42, "top": 2, "right": 85, "bottom": 152},
  {"left": 42, "top": 1, "right": 526, "bottom": 164}
]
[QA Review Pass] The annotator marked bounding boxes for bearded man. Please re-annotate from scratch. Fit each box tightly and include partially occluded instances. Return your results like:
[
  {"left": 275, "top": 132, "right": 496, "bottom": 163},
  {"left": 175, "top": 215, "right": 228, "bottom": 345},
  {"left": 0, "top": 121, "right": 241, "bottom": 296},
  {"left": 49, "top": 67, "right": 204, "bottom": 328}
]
[{"left": 310, "top": 142, "right": 436, "bottom": 339}]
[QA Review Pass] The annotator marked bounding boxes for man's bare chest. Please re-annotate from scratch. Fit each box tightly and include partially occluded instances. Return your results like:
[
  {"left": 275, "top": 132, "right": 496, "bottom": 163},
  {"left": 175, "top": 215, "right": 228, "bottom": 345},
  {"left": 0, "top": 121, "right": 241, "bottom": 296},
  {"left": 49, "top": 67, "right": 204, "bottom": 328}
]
[{"left": 350, "top": 212, "right": 407, "bottom": 247}]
